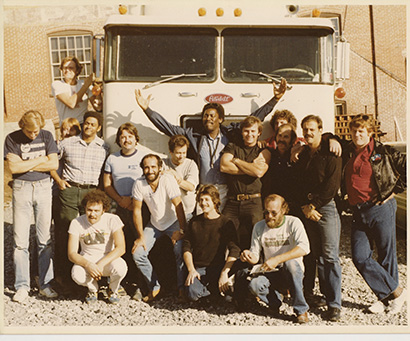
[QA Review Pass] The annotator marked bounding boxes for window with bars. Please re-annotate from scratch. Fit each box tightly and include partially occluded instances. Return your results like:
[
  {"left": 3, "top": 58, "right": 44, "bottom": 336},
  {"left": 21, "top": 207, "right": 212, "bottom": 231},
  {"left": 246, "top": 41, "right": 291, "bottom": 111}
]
[{"left": 49, "top": 33, "right": 92, "bottom": 81}]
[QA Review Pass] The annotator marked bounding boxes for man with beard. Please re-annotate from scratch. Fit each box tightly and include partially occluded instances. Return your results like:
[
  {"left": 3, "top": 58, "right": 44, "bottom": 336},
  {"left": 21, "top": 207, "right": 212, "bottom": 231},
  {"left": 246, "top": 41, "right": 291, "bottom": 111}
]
[
  {"left": 131, "top": 154, "right": 186, "bottom": 302},
  {"left": 233, "top": 194, "right": 310, "bottom": 324},
  {"left": 135, "top": 79, "right": 287, "bottom": 210},
  {"left": 293, "top": 115, "right": 343, "bottom": 322},
  {"left": 262, "top": 123, "right": 298, "bottom": 210}
]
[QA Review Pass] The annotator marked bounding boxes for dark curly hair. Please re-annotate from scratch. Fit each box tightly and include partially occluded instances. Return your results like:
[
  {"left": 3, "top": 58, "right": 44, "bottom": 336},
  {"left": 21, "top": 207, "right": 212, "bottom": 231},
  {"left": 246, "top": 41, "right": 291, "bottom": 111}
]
[{"left": 81, "top": 189, "right": 111, "bottom": 212}]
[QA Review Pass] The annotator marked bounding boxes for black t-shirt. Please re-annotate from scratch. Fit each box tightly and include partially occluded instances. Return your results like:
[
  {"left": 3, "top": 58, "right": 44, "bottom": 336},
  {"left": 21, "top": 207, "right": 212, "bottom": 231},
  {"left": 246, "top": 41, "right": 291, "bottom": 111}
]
[
  {"left": 223, "top": 141, "right": 265, "bottom": 195},
  {"left": 182, "top": 214, "right": 240, "bottom": 268}
]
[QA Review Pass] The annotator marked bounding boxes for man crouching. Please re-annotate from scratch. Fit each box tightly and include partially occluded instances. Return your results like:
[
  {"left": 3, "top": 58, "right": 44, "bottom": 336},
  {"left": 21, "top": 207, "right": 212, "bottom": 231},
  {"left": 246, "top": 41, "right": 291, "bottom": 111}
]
[
  {"left": 68, "top": 189, "right": 127, "bottom": 304},
  {"left": 233, "top": 194, "right": 310, "bottom": 323}
]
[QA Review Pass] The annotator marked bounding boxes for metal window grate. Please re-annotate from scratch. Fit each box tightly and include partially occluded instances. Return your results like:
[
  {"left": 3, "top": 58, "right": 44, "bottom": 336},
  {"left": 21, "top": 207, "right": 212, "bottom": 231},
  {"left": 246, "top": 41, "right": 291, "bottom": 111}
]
[{"left": 49, "top": 34, "right": 92, "bottom": 81}]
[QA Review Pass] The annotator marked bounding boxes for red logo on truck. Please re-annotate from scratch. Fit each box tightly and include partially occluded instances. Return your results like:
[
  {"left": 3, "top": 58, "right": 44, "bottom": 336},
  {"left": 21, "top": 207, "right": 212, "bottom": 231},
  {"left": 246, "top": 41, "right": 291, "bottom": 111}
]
[{"left": 205, "top": 94, "right": 233, "bottom": 104}]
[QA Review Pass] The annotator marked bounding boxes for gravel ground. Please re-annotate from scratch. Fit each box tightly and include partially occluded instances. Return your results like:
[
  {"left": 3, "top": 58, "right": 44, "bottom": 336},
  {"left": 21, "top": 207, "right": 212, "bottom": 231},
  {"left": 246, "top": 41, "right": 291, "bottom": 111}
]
[{"left": 2, "top": 202, "right": 408, "bottom": 331}]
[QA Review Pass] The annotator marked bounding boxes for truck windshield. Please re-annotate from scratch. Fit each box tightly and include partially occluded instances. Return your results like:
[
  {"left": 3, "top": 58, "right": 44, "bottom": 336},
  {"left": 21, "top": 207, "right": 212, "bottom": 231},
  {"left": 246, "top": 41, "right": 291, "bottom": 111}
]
[
  {"left": 105, "top": 26, "right": 217, "bottom": 82},
  {"left": 222, "top": 28, "right": 334, "bottom": 84}
]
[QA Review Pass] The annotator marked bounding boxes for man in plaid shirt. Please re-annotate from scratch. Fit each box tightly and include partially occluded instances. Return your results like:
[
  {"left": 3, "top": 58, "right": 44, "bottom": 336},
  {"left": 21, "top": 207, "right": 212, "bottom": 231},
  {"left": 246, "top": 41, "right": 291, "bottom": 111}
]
[{"left": 54, "top": 111, "right": 109, "bottom": 294}]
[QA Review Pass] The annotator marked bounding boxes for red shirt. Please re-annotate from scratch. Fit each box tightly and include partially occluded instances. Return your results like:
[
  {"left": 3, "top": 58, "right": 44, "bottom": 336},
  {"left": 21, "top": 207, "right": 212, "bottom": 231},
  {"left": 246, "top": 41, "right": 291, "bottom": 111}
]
[{"left": 345, "top": 138, "right": 378, "bottom": 205}]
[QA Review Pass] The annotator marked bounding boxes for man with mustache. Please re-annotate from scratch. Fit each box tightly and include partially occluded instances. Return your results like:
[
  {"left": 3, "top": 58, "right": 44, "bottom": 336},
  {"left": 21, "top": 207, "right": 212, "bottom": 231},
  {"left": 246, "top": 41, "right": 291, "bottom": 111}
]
[
  {"left": 135, "top": 79, "right": 287, "bottom": 210},
  {"left": 262, "top": 123, "right": 298, "bottom": 211},
  {"left": 293, "top": 115, "right": 343, "bottom": 322},
  {"left": 131, "top": 154, "right": 186, "bottom": 302},
  {"left": 233, "top": 194, "right": 310, "bottom": 323},
  {"left": 104, "top": 123, "right": 148, "bottom": 288}
]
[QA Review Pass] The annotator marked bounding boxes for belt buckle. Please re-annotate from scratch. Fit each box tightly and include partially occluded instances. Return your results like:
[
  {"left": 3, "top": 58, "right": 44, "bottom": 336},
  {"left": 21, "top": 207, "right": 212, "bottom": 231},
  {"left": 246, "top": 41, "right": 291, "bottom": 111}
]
[{"left": 237, "top": 194, "right": 248, "bottom": 201}]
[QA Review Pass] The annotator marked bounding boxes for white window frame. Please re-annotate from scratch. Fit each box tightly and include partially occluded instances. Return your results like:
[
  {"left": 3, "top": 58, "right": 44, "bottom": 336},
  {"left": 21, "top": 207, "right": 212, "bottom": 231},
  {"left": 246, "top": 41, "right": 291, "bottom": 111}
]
[{"left": 49, "top": 31, "right": 93, "bottom": 82}]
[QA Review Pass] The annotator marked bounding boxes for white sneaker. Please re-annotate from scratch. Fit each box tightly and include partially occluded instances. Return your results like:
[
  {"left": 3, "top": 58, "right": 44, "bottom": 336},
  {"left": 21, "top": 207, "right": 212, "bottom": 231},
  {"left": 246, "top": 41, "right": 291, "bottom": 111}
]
[
  {"left": 13, "top": 288, "right": 29, "bottom": 303},
  {"left": 368, "top": 300, "right": 385, "bottom": 314},
  {"left": 39, "top": 287, "right": 58, "bottom": 299},
  {"left": 388, "top": 288, "right": 407, "bottom": 314}
]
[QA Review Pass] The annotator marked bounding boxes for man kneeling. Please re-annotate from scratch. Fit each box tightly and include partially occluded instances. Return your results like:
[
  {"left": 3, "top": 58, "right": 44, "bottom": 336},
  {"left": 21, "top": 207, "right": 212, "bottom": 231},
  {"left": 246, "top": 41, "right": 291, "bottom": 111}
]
[
  {"left": 68, "top": 189, "right": 127, "bottom": 304},
  {"left": 234, "top": 194, "right": 310, "bottom": 323},
  {"left": 182, "top": 185, "right": 240, "bottom": 302}
]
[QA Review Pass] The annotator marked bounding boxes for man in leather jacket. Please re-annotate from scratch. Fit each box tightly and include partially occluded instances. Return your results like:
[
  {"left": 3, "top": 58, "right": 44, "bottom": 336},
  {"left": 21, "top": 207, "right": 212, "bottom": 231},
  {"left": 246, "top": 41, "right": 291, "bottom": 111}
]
[{"left": 342, "top": 114, "right": 406, "bottom": 314}]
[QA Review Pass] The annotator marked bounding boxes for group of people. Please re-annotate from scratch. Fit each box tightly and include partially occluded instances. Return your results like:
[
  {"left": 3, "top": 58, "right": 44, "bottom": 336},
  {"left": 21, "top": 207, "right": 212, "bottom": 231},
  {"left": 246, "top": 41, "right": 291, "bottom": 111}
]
[{"left": 4, "top": 56, "right": 407, "bottom": 325}]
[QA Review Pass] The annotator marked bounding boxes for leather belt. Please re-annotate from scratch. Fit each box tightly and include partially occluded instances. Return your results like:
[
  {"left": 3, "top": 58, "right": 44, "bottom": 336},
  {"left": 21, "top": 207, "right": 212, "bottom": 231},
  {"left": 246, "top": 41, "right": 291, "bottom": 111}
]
[
  {"left": 353, "top": 198, "right": 378, "bottom": 211},
  {"left": 229, "top": 193, "right": 261, "bottom": 201},
  {"left": 68, "top": 181, "right": 97, "bottom": 189}
]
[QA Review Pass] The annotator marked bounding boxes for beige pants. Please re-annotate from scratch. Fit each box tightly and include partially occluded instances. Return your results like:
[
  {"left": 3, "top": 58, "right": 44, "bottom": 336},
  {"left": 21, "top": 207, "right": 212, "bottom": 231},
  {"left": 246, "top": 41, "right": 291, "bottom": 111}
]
[{"left": 71, "top": 256, "right": 127, "bottom": 293}]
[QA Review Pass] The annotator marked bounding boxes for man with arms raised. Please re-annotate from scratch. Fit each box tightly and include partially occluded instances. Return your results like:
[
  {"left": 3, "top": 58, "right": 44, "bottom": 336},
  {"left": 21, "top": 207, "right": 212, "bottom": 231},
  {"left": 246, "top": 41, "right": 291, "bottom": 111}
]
[{"left": 135, "top": 79, "right": 286, "bottom": 209}]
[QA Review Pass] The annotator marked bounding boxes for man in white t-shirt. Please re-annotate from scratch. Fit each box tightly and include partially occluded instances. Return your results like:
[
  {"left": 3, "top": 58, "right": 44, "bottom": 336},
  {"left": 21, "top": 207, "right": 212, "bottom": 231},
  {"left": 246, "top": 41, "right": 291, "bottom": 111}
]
[
  {"left": 132, "top": 154, "right": 186, "bottom": 302},
  {"left": 162, "top": 135, "right": 199, "bottom": 220},
  {"left": 234, "top": 194, "right": 310, "bottom": 324},
  {"left": 68, "top": 189, "right": 127, "bottom": 304},
  {"left": 104, "top": 123, "right": 148, "bottom": 287},
  {"left": 51, "top": 56, "right": 96, "bottom": 125}
]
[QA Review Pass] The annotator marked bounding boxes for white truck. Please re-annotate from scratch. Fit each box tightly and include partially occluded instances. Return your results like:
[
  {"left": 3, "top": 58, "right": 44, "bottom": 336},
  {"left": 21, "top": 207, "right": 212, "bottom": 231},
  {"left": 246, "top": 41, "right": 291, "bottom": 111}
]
[{"left": 94, "top": 2, "right": 350, "bottom": 153}]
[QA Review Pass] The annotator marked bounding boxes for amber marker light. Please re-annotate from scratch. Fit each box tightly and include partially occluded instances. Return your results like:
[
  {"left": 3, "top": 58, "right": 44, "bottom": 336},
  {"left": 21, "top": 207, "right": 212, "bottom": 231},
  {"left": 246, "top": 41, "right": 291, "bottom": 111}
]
[
  {"left": 312, "top": 8, "right": 321, "bottom": 17},
  {"left": 216, "top": 8, "right": 224, "bottom": 16},
  {"left": 119, "top": 4, "right": 127, "bottom": 15},
  {"left": 234, "top": 8, "right": 242, "bottom": 17},
  {"left": 198, "top": 7, "right": 206, "bottom": 16},
  {"left": 335, "top": 87, "right": 346, "bottom": 99}
]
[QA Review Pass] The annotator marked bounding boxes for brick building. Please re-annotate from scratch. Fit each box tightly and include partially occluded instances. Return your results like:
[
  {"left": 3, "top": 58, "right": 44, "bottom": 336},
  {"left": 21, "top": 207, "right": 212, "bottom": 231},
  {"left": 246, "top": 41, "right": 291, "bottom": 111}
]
[{"left": 3, "top": 3, "right": 407, "bottom": 142}]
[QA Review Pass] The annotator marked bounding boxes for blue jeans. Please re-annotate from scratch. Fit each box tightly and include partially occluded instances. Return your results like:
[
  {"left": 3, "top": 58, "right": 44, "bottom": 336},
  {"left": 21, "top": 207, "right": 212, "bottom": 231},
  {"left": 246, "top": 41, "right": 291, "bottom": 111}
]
[
  {"left": 132, "top": 220, "right": 183, "bottom": 292},
  {"left": 248, "top": 259, "right": 309, "bottom": 315},
  {"left": 184, "top": 266, "right": 222, "bottom": 301},
  {"left": 303, "top": 199, "right": 342, "bottom": 308},
  {"left": 12, "top": 178, "right": 54, "bottom": 290},
  {"left": 351, "top": 197, "right": 399, "bottom": 300}
]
